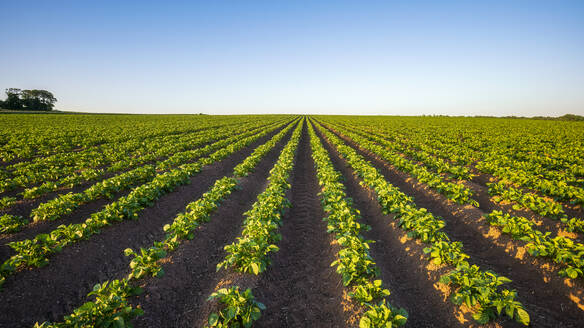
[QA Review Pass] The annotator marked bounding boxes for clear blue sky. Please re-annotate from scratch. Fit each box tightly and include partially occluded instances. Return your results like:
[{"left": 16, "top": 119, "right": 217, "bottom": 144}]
[{"left": 1, "top": 0, "right": 583, "bottom": 116}]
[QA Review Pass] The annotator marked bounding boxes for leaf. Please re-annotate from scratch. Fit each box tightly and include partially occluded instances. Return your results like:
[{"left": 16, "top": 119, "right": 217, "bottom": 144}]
[
  {"left": 515, "top": 308, "right": 530, "bottom": 326},
  {"left": 472, "top": 309, "right": 490, "bottom": 324},
  {"left": 566, "top": 267, "right": 579, "bottom": 279},
  {"left": 208, "top": 313, "right": 219, "bottom": 326},
  {"left": 359, "top": 316, "right": 372, "bottom": 328},
  {"left": 394, "top": 314, "right": 407, "bottom": 325},
  {"left": 250, "top": 262, "right": 260, "bottom": 275},
  {"left": 113, "top": 316, "right": 125, "bottom": 328},
  {"left": 498, "top": 276, "right": 512, "bottom": 284},
  {"left": 226, "top": 306, "right": 237, "bottom": 320}
]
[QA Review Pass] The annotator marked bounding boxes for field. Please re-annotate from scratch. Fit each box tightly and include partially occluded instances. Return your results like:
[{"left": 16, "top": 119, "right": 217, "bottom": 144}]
[{"left": 0, "top": 114, "right": 583, "bottom": 328}]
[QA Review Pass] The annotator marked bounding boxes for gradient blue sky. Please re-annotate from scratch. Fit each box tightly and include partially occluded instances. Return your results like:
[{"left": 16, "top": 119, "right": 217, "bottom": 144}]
[{"left": 1, "top": 0, "right": 583, "bottom": 115}]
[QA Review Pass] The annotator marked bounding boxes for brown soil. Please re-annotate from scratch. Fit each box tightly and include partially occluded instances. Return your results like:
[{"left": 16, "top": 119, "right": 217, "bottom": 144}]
[
  {"left": 471, "top": 171, "right": 584, "bottom": 218},
  {"left": 252, "top": 123, "right": 348, "bottom": 328},
  {"left": 0, "top": 120, "right": 259, "bottom": 208},
  {"left": 460, "top": 178, "right": 584, "bottom": 243},
  {"left": 340, "top": 124, "right": 584, "bottom": 233},
  {"left": 128, "top": 128, "right": 293, "bottom": 328},
  {"left": 319, "top": 123, "right": 584, "bottom": 328},
  {"left": 314, "top": 122, "right": 478, "bottom": 328},
  {"left": 0, "top": 125, "right": 277, "bottom": 261},
  {"left": 0, "top": 127, "right": 286, "bottom": 328}
]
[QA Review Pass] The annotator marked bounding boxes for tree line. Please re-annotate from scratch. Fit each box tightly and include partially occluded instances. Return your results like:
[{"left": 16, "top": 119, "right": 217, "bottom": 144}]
[{"left": 0, "top": 88, "right": 57, "bottom": 111}]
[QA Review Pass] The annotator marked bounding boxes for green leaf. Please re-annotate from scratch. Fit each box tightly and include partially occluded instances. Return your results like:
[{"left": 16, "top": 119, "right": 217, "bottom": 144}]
[
  {"left": 472, "top": 309, "right": 489, "bottom": 324},
  {"left": 359, "top": 316, "right": 372, "bottom": 328},
  {"left": 208, "top": 313, "right": 219, "bottom": 326},
  {"left": 113, "top": 316, "right": 125, "bottom": 328},
  {"left": 394, "top": 314, "right": 407, "bottom": 325},
  {"left": 250, "top": 262, "right": 260, "bottom": 275},
  {"left": 498, "top": 276, "right": 512, "bottom": 284},
  {"left": 226, "top": 306, "right": 237, "bottom": 320},
  {"left": 566, "top": 267, "right": 579, "bottom": 279},
  {"left": 515, "top": 308, "right": 530, "bottom": 326}
]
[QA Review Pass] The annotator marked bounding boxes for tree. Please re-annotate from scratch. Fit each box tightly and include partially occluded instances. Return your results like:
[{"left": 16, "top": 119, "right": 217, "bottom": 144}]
[
  {"left": 20, "top": 89, "right": 57, "bottom": 111},
  {"left": 3, "top": 88, "right": 23, "bottom": 110},
  {"left": 1, "top": 88, "right": 57, "bottom": 111}
]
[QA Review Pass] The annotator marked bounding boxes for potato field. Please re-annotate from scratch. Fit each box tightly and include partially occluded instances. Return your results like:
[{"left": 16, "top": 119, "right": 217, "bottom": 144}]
[{"left": 0, "top": 114, "right": 583, "bottom": 328}]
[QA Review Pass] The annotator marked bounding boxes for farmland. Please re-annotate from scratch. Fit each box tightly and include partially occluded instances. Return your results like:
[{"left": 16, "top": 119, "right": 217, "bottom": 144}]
[{"left": 0, "top": 114, "right": 583, "bottom": 327}]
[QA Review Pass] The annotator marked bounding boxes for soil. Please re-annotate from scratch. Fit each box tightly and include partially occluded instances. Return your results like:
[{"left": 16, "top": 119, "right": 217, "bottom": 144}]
[
  {"left": 129, "top": 127, "right": 293, "bottom": 327},
  {"left": 333, "top": 123, "right": 584, "bottom": 239},
  {"left": 314, "top": 122, "right": 477, "bottom": 328},
  {"left": 318, "top": 122, "right": 584, "bottom": 328},
  {"left": 0, "top": 124, "right": 279, "bottom": 262},
  {"left": 0, "top": 126, "right": 287, "bottom": 328},
  {"left": 1, "top": 117, "right": 582, "bottom": 328},
  {"left": 252, "top": 123, "right": 348, "bottom": 328}
]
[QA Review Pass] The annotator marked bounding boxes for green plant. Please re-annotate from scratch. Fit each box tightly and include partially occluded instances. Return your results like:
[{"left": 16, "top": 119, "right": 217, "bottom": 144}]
[
  {"left": 359, "top": 301, "right": 408, "bottom": 328},
  {"left": 206, "top": 286, "right": 265, "bottom": 328},
  {"left": 0, "top": 196, "right": 16, "bottom": 210},
  {"left": 34, "top": 279, "right": 144, "bottom": 327},
  {"left": 125, "top": 242, "right": 167, "bottom": 280},
  {"left": 0, "top": 214, "right": 28, "bottom": 234}
]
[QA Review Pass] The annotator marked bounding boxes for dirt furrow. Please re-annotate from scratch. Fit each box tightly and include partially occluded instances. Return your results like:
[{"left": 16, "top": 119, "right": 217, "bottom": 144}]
[
  {"left": 129, "top": 129, "right": 293, "bottom": 328},
  {"left": 0, "top": 126, "right": 288, "bottom": 328},
  {"left": 314, "top": 122, "right": 469, "bottom": 328},
  {"left": 0, "top": 127, "right": 256, "bottom": 245},
  {"left": 321, "top": 124, "right": 584, "bottom": 327},
  {"left": 252, "top": 123, "right": 348, "bottom": 328}
]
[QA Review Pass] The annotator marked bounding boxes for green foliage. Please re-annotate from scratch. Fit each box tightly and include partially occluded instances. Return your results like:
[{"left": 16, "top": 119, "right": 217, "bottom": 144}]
[
  {"left": 308, "top": 123, "right": 407, "bottom": 326},
  {"left": 488, "top": 181, "right": 565, "bottom": 218},
  {"left": 0, "top": 119, "right": 291, "bottom": 286},
  {"left": 34, "top": 279, "right": 143, "bottom": 328},
  {"left": 0, "top": 214, "right": 28, "bottom": 234},
  {"left": 125, "top": 242, "right": 167, "bottom": 280},
  {"left": 359, "top": 301, "right": 408, "bottom": 328},
  {"left": 0, "top": 196, "right": 16, "bottom": 210},
  {"left": 485, "top": 211, "right": 584, "bottom": 279},
  {"left": 321, "top": 122, "right": 478, "bottom": 206},
  {"left": 206, "top": 286, "right": 265, "bottom": 328},
  {"left": 218, "top": 122, "right": 302, "bottom": 275},
  {"left": 313, "top": 119, "right": 528, "bottom": 325},
  {"left": 33, "top": 119, "right": 302, "bottom": 327},
  {"left": 0, "top": 117, "right": 286, "bottom": 196}
]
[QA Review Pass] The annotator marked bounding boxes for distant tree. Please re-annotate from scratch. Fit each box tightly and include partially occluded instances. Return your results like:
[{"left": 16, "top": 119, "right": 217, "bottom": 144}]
[
  {"left": 1, "top": 88, "right": 57, "bottom": 111},
  {"left": 20, "top": 89, "right": 57, "bottom": 111},
  {"left": 3, "top": 88, "right": 23, "bottom": 110},
  {"left": 559, "top": 114, "right": 584, "bottom": 121}
]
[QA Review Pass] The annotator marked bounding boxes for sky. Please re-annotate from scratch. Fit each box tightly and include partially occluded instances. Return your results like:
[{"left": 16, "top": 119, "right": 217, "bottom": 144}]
[{"left": 1, "top": 0, "right": 583, "bottom": 116}]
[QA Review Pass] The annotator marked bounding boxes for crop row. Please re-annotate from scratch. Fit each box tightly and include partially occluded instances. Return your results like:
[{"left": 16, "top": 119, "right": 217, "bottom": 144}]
[
  {"left": 308, "top": 122, "right": 408, "bottom": 327},
  {"left": 24, "top": 120, "right": 285, "bottom": 226},
  {"left": 1, "top": 118, "right": 286, "bottom": 199},
  {"left": 313, "top": 120, "right": 530, "bottom": 325},
  {"left": 0, "top": 115, "right": 284, "bottom": 162},
  {"left": 485, "top": 211, "right": 584, "bottom": 279},
  {"left": 0, "top": 120, "right": 290, "bottom": 288},
  {"left": 317, "top": 117, "right": 584, "bottom": 276},
  {"left": 488, "top": 181, "right": 584, "bottom": 233},
  {"left": 217, "top": 120, "right": 302, "bottom": 275},
  {"left": 32, "top": 118, "right": 302, "bottom": 327},
  {"left": 317, "top": 121, "right": 477, "bottom": 206},
  {"left": 329, "top": 121, "right": 474, "bottom": 180},
  {"left": 320, "top": 116, "right": 584, "bottom": 206},
  {"left": 1, "top": 120, "right": 235, "bottom": 190},
  {"left": 207, "top": 120, "right": 303, "bottom": 327}
]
